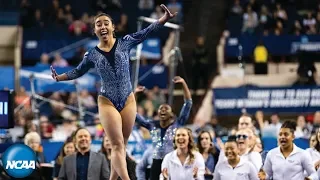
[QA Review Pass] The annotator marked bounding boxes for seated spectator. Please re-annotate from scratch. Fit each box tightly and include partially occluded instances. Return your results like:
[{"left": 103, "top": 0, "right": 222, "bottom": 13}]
[
  {"left": 259, "top": 5, "right": 273, "bottom": 35},
  {"left": 39, "top": 115, "right": 54, "bottom": 139},
  {"left": 273, "top": 3, "right": 287, "bottom": 22},
  {"left": 166, "top": 0, "right": 183, "bottom": 23},
  {"left": 303, "top": 12, "right": 316, "bottom": 30},
  {"left": 230, "top": 0, "right": 243, "bottom": 15},
  {"left": 33, "top": 9, "right": 44, "bottom": 28},
  {"left": 139, "top": 0, "right": 154, "bottom": 10},
  {"left": 53, "top": 137, "right": 75, "bottom": 180},
  {"left": 36, "top": 53, "right": 50, "bottom": 67},
  {"left": 150, "top": 5, "right": 165, "bottom": 21},
  {"left": 295, "top": 115, "right": 311, "bottom": 139},
  {"left": 64, "top": 4, "right": 74, "bottom": 25},
  {"left": 242, "top": 5, "right": 258, "bottom": 34},
  {"left": 24, "top": 131, "right": 46, "bottom": 163},
  {"left": 80, "top": 90, "right": 96, "bottom": 109},
  {"left": 52, "top": 53, "right": 68, "bottom": 67},
  {"left": 68, "top": 20, "right": 88, "bottom": 37}
]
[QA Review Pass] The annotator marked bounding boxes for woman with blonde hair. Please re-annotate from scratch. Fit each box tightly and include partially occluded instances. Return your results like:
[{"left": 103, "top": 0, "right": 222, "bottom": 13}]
[{"left": 161, "top": 127, "right": 205, "bottom": 180}]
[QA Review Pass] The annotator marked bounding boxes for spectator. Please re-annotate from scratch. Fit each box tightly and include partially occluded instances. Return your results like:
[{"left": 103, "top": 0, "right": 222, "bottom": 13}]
[
  {"left": 213, "top": 138, "right": 259, "bottom": 180},
  {"left": 273, "top": 3, "right": 287, "bottom": 22},
  {"left": 24, "top": 131, "right": 46, "bottom": 163},
  {"left": 139, "top": 0, "right": 154, "bottom": 10},
  {"left": 53, "top": 137, "right": 75, "bottom": 180},
  {"left": 192, "top": 36, "right": 209, "bottom": 92},
  {"left": 197, "top": 131, "right": 219, "bottom": 179},
  {"left": 36, "top": 53, "right": 50, "bottom": 67},
  {"left": 58, "top": 128, "right": 110, "bottom": 179},
  {"left": 306, "top": 130, "right": 320, "bottom": 171},
  {"left": 218, "top": 128, "right": 263, "bottom": 172},
  {"left": 253, "top": 41, "right": 268, "bottom": 74},
  {"left": 150, "top": 5, "right": 165, "bottom": 19},
  {"left": 230, "top": 0, "right": 243, "bottom": 15},
  {"left": 136, "top": 146, "right": 154, "bottom": 180},
  {"left": 52, "top": 53, "right": 68, "bottom": 67},
  {"left": 166, "top": 0, "right": 183, "bottom": 23},
  {"left": 68, "top": 20, "right": 88, "bottom": 37},
  {"left": 295, "top": 115, "right": 311, "bottom": 139},
  {"left": 262, "top": 113, "right": 282, "bottom": 138},
  {"left": 64, "top": 4, "right": 74, "bottom": 24},
  {"left": 303, "top": 12, "right": 317, "bottom": 29},
  {"left": 259, "top": 5, "right": 272, "bottom": 35},
  {"left": 24, "top": 131, "right": 46, "bottom": 179},
  {"left": 242, "top": 5, "right": 258, "bottom": 34},
  {"left": 39, "top": 115, "right": 54, "bottom": 139},
  {"left": 160, "top": 127, "right": 205, "bottom": 180}
]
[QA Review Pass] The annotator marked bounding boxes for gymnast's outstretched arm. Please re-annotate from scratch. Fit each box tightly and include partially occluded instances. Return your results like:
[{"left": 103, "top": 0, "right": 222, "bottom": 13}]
[
  {"left": 173, "top": 76, "right": 192, "bottom": 126},
  {"left": 123, "top": 4, "right": 178, "bottom": 49},
  {"left": 51, "top": 52, "right": 94, "bottom": 81}
]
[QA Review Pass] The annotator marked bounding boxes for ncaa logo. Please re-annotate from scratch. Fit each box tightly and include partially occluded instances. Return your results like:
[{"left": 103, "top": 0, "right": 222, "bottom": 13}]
[{"left": 1, "top": 144, "right": 37, "bottom": 178}]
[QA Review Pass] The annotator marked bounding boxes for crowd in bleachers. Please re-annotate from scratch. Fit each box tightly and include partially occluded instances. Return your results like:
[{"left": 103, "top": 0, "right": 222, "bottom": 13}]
[{"left": 227, "top": 0, "right": 320, "bottom": 36}]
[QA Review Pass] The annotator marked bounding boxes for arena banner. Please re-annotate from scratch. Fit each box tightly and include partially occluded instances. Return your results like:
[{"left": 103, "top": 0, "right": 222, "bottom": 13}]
[
  {"left": 226, "top": 34, "right": 320, "bottom": 57},
  {"left": 213, "top": 85, "right": 320, "bottom": 115},
  {"left": 20, "top": 65, "right": 168, "bottom": 93},
  {"left": 0, "top": 67, "right": 14, "bottom": 90}
]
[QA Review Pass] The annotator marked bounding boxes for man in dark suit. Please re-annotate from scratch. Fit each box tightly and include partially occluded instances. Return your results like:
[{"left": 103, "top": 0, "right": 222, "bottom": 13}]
[{"left": 58, "top": 128, "right": 110, "bottom": 180}]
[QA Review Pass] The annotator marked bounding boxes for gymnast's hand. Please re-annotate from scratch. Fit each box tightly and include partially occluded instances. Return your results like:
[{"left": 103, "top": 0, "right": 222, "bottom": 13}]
[
  {"left": 173, "top": 76, "right": 185, "bottom": 84},
  {"left": 50, "top": 66, "right": 59, "bottom": 82},
  {"left": 159, "top": 4, "right": 178, "bottom": 23}
]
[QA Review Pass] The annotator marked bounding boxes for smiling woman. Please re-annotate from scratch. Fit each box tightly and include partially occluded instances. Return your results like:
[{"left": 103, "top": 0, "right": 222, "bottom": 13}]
[
  {"left": 259, "top": 120, "right": 319, "bottom": 180},
  {"left": 160, "top": 127, "right": 205, "bottom": 180}
]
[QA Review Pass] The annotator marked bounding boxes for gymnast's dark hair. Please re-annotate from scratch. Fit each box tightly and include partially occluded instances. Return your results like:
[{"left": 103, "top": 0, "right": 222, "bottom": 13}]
[
  {"left": 281, "top": 120, "right": 297, "bottom": 133},
  {"left": 92, "top": 13, "right": 116, "bottom": 37}
]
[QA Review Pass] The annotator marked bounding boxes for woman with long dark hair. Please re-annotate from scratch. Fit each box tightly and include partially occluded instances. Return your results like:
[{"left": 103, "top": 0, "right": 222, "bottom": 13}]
[
  {"left": 197, "top": 130, "right": 219, "bottom": 179},
  {"left": 306, "top": 129, "right": 320, "bottom": 171},
  {"left": 259, "top": 120, "right": 318, "bottom": 180},
  {"left": 53, "top": 137, "right": 75, "bottom": 180}
]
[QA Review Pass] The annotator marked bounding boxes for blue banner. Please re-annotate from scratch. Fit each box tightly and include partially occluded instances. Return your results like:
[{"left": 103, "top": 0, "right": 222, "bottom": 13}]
[
  {"left": 20, "top": 65, "right": 168, "bottom": 93},
  {"left": 226, "top": 34, "right": 320, "bottom": 57},
  {"left": 0, "top": 67, "right": 14, "bottom": 90},
  {"left": 213, "top": 85, "right": 320, "bottom": 115}
]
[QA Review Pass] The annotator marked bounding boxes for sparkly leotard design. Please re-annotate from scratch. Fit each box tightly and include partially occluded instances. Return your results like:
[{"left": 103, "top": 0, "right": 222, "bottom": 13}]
[
  {"left": 66, "top": 21, "right": 163, "bottom": 112},
  {"left": 135, "top": 99, "right": 192, "bottom": 159}
]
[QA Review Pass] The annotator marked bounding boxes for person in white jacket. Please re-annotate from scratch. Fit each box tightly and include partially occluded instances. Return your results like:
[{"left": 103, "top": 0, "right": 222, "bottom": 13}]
[
  {"left": 258, "top": 120, "right": 318, "bottom": 180},
  {"left": 214, "top": 137, "right": 259, "bottom": 180},
  {"left": 161, "top": 127, "right": 205, "bottom": 180},
  {"left": 217, "top": 128, "right": 263, "bottom": 172}
]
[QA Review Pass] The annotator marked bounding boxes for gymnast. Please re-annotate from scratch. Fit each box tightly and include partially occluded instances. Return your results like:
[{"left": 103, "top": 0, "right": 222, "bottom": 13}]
[
  {"left": 135, "top": 76, "right": 192, "bottom": 180},
  {"left": 50, "top": 4, "right": 177, "bottom": 180}
]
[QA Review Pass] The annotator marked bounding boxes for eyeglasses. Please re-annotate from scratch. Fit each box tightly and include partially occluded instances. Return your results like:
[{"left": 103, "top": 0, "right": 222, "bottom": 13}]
[{"left": 236, "top": 134, "right": 248, "bottom": 139}]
